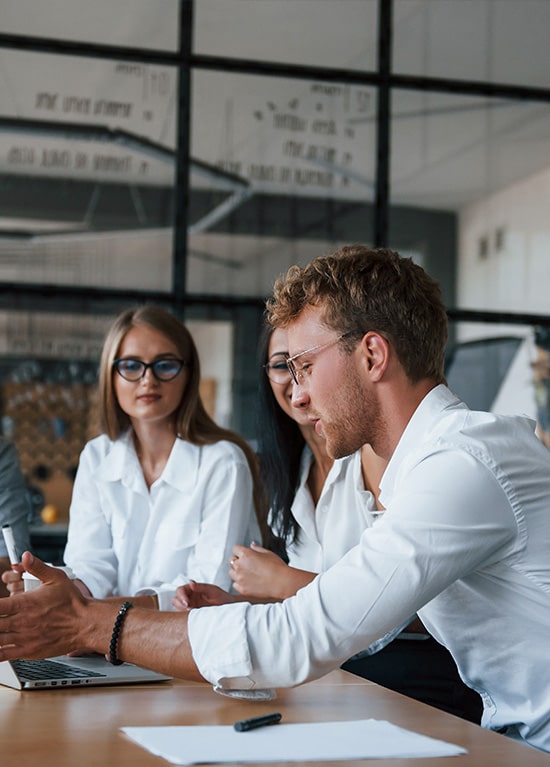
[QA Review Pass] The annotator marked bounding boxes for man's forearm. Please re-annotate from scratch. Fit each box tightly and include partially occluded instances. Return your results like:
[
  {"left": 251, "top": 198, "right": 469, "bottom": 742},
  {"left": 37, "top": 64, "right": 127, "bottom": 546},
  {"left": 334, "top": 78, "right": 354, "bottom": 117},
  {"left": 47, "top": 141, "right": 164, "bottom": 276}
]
[
  {"left": 0, "top": 554, "right": 206, "bottom": 683},
  {"left": 0, "top": 594, "right": 206, "bottom": 682},
  {"left": 109, "top": 603, "right": 205, "bottom": 681}
]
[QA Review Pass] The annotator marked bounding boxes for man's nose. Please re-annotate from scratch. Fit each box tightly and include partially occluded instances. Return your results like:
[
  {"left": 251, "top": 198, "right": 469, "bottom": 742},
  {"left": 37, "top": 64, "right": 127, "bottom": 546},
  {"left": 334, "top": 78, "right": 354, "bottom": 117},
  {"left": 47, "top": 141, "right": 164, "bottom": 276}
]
[{"left": 291, "top": 381, "right": 309, "bottom": 409}]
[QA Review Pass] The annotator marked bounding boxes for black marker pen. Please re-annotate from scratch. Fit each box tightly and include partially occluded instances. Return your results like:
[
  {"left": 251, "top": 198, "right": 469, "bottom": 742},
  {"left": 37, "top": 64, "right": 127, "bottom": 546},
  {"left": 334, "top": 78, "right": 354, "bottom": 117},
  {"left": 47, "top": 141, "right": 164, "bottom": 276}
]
[{"left": 233, "top": 712, "right": 282, "bottom": 732}]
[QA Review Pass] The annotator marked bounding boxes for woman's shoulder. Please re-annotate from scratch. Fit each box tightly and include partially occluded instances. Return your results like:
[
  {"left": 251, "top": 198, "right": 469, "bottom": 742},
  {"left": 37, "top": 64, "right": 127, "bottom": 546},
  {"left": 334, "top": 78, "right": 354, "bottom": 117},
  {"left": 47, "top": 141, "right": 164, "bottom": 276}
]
[
  {"left": 79, "top": 433, "right": 120, "bottom": 461},
  {"left": 188, "top": 438, "right": 251, "bottom": 465}
]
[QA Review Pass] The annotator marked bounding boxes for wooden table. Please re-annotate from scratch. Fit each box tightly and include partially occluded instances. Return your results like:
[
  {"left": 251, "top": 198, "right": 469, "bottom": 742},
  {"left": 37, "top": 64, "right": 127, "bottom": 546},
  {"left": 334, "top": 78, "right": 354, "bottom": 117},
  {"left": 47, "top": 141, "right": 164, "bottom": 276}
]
[{"left": 1, "top": 669, "right": 549, "bottom": 765}]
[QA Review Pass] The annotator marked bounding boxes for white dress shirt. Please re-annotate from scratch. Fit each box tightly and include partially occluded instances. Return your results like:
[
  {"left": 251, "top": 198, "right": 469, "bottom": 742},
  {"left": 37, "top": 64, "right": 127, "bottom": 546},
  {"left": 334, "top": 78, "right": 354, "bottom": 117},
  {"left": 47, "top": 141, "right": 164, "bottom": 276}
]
[
  {"left": 64, "top": 432, "right": 259, "bottom": 610},
  {"left": 189, "top": 385, "right": 550, "bottom": 752},
  {"left": 285, "top": 447, "right": 409, "bottom": 656}
]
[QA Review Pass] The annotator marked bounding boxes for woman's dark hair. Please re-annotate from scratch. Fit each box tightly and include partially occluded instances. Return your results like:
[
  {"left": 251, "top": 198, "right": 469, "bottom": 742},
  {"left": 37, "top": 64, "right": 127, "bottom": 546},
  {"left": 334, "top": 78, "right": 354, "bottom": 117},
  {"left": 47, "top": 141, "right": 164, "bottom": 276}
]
[{"left": 257, "top": 322, "right": 304, "bottom": 548}]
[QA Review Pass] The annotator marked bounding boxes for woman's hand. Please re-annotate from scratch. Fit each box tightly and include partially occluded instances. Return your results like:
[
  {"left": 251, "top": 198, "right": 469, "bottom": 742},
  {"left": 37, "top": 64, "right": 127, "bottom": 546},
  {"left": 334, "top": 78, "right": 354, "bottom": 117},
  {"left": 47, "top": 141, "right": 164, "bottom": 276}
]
[
  {"left": 172, "top": 580, "right": 238, "bottom": 611},
  {"left": 229, "top": 543, "right": 315, "bottom": 600}
]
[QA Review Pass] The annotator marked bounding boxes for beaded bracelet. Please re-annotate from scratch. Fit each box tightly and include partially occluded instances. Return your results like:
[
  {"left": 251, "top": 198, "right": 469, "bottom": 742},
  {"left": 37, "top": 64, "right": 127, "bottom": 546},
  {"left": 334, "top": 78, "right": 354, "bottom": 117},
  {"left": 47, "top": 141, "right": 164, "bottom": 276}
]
[{"left": 109, "top": 600, "right": 134, "bottom": 665}]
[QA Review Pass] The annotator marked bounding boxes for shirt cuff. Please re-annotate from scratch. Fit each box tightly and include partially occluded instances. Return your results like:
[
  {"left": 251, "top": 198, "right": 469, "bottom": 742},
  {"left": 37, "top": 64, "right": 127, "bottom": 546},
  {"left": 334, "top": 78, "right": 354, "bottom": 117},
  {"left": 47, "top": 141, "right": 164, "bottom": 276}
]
[
  {"left": 188, "top": 602, "right": 255, "bottom": 688},
  {"left": 134, "top": 584, "right": 177, "bottom": 612}
]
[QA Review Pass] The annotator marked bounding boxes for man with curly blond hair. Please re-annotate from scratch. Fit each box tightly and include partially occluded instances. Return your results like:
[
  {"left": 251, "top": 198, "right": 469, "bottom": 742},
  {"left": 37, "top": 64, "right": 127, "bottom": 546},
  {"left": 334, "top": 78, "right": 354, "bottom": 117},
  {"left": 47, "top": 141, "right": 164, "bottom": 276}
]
[{"left": 2, "top": 246, "right": 550, "bottom": 752}]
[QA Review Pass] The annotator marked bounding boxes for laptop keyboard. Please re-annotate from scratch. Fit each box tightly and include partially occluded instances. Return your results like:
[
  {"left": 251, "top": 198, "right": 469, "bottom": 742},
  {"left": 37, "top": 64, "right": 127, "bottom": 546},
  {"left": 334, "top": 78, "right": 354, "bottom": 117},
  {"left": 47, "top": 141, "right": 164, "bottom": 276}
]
[{"left": 13, "top": 658, "right": 106, "bottom": 681}]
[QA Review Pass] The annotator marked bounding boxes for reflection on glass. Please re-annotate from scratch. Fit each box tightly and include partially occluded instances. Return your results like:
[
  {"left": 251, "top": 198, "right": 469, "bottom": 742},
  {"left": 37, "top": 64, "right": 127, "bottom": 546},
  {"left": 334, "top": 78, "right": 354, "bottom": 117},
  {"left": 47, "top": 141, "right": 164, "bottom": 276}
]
[
  {"left": 194, "top": 0, "right": 378, "bottom": 71},
  {"left": 391, "top": 91, "right": 550, "bottom": 212},
  {"left": 0, "top": 0, "right": 179, "bottom": 51},
  {"left": 189, "top": 69, "right": 376, "bottom": 296},
  {"left": 393, "top": 0, "right": 550, "bottom": 89},
  {"left": 0, "top": 49, "right": 177, "bottom": 290}
]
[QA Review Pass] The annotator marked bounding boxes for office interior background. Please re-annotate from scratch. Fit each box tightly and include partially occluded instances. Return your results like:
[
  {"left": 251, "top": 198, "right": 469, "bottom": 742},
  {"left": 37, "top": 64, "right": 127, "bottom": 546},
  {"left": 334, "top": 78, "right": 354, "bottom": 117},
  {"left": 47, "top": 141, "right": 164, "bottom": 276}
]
[{"left": 1, "top": 0, "right": 550, "bottom": 522}]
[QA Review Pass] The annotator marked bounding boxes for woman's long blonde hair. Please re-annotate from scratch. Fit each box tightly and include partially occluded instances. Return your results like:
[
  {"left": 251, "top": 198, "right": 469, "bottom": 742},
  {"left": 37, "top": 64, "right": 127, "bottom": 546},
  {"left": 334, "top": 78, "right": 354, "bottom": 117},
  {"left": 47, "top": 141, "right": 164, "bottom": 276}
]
[{"left": 98, "top": 304, "right": 268, "bottom": 543}]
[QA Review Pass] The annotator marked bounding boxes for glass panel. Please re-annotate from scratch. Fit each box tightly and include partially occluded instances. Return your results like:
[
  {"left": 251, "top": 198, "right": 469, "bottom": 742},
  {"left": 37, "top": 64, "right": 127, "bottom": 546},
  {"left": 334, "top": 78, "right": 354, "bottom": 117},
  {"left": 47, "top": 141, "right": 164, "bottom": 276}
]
[
  {"left": 393, "top": 0, "right": 550, "bottom": 88},
  {"left": 390, "top": 90, "right": 550, "bottom": 318},
  {"left": 446, "top": 318, "right": 550, "bottom": 449},
  {"left": 0, "top": 0, "right": 180, "bottom": 51},
  {"left": 194, "top": 0, "right": 378, "bottom": 71},
  {"left": 0, "top": 311, "right": 236, "bottom": 523},
  {"left": 0, "top": 309, "right": 108, "bottom": 525},
  {"left": 189, "top": 69, "right": 377, "bottom": 296},
  {"left": 390, "top": 91, "right": 550, "bottom": 212},
  {"left": 0, "top": 48, "right": 177, "bottom": 289}
]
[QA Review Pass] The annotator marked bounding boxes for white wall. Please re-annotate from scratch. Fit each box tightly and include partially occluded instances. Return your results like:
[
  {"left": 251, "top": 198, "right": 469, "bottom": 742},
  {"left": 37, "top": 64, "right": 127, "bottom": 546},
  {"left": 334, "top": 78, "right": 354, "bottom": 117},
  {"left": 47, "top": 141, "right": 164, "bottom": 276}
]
[
  {"left": 456, "top": 165, "right": 550, "bottom": 419},
  {"left": 458, "top": 164, "right": 550, "bottom": 318}
]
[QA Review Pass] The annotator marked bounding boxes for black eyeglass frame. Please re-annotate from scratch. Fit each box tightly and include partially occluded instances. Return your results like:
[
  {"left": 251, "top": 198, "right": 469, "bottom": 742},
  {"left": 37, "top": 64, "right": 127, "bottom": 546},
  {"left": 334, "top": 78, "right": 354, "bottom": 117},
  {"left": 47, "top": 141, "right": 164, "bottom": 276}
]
[
  {"left": 263, "top": 357, "right": 292, "bottom": 384},
  {"left": 113, "top": 357, "right": 190, "bottom": 382}
]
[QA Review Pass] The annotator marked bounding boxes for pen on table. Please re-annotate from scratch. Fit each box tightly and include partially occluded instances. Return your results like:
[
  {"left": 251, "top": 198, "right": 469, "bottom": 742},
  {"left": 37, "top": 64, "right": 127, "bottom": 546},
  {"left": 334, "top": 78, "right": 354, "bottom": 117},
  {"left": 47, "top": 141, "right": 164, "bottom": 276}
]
[
  {"left": 233, "top": 712, "right": 282, "bottom": 732},
  {"left": 1, "top": 524, "right": 20, "bottom": 566}
]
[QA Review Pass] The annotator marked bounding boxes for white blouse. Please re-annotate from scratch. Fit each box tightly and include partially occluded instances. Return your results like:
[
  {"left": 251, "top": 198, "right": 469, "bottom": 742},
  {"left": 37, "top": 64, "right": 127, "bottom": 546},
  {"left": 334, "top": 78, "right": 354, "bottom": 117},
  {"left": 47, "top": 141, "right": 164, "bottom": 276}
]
[
  {"left": 285, "top": 447, "right": 380, "bottom": 572},
  {"left": 64, "top": 432, "right": 259, "bottom": 610}
]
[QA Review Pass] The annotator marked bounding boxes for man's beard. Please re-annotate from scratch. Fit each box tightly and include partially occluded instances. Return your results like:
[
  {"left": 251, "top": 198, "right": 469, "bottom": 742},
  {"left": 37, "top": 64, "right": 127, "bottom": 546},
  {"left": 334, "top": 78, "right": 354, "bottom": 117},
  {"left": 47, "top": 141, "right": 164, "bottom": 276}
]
[{"left": 322, "top": 373, "right": 383, "bottom": 459}]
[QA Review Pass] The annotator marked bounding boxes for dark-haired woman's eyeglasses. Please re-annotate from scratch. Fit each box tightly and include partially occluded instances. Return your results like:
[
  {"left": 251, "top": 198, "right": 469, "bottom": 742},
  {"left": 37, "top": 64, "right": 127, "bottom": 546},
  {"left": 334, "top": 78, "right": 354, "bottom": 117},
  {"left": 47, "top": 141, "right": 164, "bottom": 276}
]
[
  {"left": 263, "top": 356, "right": 291, "bottom": 385},
  {"left": 113, "top": 358, "right": 190, "bottom": 382}
]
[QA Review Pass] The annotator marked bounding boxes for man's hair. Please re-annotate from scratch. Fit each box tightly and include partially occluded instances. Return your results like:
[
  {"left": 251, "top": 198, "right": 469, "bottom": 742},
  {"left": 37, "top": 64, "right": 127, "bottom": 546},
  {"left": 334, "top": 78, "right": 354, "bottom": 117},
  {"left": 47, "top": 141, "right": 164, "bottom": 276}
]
[{"left": 266, "top": 244, "right": 448, "bottom": 384}]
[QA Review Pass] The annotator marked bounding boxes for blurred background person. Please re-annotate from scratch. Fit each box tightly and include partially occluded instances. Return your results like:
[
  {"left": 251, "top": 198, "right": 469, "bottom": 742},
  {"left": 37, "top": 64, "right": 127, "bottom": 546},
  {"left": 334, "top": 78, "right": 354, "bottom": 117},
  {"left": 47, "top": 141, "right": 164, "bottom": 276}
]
[
  {"left": 532, "top": 325, "right": 550, "bottom": 449},
  {"left": 0, "top": 437, "right": 32, "bottom": 597}
]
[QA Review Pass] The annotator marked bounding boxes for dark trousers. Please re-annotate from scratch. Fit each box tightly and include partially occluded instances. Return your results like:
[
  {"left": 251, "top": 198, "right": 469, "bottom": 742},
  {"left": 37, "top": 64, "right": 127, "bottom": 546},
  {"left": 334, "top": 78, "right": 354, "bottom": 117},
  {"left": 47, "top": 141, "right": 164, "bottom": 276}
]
[{"left": 341, "top": 636, "right": 483, "bottom": 724}]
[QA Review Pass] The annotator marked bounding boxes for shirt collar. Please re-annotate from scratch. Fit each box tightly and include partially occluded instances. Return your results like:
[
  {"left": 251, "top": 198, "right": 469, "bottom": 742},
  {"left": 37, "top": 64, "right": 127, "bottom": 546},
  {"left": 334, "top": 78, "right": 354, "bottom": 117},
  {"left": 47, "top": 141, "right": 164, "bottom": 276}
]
[
  {"left": 96, "top": 431, "right": 199, "bottom": 493},
  {"left": 96, "top": 431, "right": 139, "bottom": 484},
  {"left": 379, "top": 384, "right": 463, "bottom": 504},
  {"left": 161, "top": 437, "right": 200, "bottom": 492}
]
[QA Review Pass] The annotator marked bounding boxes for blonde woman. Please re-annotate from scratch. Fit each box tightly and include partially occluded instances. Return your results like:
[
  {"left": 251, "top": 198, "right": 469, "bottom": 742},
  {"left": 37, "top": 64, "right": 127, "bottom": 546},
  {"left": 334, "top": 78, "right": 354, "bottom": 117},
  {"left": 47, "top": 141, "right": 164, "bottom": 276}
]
[{"left": 4, "top": 306, "right": 265, "bottom": 611}]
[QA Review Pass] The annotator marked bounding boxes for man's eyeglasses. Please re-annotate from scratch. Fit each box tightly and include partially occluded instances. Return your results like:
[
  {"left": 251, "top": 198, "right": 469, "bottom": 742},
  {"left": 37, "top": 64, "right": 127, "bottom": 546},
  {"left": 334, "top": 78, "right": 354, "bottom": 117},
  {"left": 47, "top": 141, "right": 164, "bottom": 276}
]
[
  {"left": 263, "top": 355, "right": 291, "bottom": 385},
  {"left": 113, "top": 358, "right": 190, "bottom": 382},
  {"left": 286, "top": 331, "right": 359, "bottom": 385}
]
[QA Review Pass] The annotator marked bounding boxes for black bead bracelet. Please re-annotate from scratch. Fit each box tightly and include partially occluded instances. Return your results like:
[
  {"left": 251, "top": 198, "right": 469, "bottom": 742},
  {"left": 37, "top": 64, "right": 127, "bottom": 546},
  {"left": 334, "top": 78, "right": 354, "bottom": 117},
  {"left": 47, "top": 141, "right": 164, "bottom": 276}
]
[{"left": 109, "top": 600, "right": 134, "bottom": 665}]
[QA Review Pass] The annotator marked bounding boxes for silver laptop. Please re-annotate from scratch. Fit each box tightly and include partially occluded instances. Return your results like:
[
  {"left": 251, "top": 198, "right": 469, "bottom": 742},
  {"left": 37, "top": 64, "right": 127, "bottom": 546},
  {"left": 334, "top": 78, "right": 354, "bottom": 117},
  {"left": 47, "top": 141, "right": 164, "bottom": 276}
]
[{"left": 0, "top": 654, "right": 171, "bottom": 690}]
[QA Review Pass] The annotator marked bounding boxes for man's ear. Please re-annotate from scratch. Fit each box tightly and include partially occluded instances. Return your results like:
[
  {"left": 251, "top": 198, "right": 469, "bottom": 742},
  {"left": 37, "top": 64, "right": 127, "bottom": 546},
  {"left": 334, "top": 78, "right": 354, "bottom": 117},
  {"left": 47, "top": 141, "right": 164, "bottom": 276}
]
[{"left": 359, "top": 331, "right": 390, "bottom": 381}]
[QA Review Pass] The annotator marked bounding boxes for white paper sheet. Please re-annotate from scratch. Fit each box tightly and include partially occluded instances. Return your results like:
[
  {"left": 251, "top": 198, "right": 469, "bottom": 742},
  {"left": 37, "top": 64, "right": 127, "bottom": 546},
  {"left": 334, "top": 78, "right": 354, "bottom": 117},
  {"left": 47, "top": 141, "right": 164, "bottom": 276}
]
[{"left": 121, "top": 718, "right": 467, "bottom": 763}]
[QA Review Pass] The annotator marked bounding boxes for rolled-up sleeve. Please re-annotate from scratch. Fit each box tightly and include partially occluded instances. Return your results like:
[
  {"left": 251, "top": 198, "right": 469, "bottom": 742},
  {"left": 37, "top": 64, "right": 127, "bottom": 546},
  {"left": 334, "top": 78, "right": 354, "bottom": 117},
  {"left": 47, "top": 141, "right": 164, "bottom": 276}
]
[{"left": 189, "top": 601, "right": 255, "bottom": 688}]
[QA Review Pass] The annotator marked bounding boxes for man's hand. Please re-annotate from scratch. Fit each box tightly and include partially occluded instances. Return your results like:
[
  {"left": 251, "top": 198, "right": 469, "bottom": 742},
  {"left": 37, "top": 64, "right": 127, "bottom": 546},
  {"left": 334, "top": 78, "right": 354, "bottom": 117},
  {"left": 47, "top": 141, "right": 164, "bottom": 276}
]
[
  {"left": 0, "top": 552, "right": 205, "bottom": 683},
  {"left": 0, "top": 552, "right": 90, "bottom": 660},
  {"left": 172, "top": 581, "right": 239, "bottom": 611},
  {"left": 1, "top": 563, "right": 24, "bottom": 596}
]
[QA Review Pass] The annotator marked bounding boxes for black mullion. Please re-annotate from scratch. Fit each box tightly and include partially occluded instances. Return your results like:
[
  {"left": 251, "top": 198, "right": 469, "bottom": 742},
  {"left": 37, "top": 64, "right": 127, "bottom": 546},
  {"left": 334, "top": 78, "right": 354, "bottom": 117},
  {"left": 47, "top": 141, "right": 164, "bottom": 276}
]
[
  {"left": 172, "top": 0, "right": 193, "bottom": 315},
  {"left": 0, "top": 32, "right": 179, "bottom": 66},
  {"left": 374, "top": 0, "right": 392, "bottom": 248},
  {"left": 3, "top": 31, "right": 550, "bottom": 104}
]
